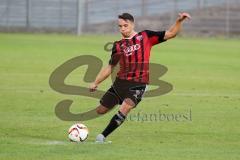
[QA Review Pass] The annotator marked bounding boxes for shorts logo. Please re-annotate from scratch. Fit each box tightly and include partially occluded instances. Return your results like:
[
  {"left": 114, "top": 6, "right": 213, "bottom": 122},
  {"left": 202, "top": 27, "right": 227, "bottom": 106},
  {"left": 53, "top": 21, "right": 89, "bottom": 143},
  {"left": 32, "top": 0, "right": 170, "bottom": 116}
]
[
  {"left": 133, "top": 89, "right": 144, "bottom": 99},
  {"left": 123, "top": 44, "right": 141, "bottom": 56}
]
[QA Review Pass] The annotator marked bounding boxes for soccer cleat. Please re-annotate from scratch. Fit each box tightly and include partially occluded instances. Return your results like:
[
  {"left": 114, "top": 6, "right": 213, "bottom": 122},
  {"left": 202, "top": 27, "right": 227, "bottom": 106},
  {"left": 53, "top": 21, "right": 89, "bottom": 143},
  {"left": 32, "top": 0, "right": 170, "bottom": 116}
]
[{"left": 95, "top": 134, "right": 106, "bottom": 143}]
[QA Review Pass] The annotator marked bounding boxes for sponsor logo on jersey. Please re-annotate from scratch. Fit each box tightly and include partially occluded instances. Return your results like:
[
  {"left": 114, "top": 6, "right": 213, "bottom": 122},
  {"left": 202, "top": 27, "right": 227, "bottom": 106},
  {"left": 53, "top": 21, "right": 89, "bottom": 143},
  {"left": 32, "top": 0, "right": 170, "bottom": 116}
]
[{"left": 123, "top": 44, "right": 141, "bottom": 56}]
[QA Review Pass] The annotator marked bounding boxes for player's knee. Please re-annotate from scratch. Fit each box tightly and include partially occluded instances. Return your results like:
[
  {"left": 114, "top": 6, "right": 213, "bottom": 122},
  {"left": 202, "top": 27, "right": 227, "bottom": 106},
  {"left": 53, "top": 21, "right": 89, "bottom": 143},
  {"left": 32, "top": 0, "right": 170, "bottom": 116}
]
[
  {"left": 124, "top": 98, "right": 136, "bottom": 108},
  {"left": 96, "top": 105, "right": 109, "bottom": 115},
  {"left": 96, "top": 108, "right": 106, "bottom": 114},
  {"left": 120, "top": 99, "right": 135, "bottom": 115},
  {"left": 122, "top": 105, "right": 133, "bottom": 112}
]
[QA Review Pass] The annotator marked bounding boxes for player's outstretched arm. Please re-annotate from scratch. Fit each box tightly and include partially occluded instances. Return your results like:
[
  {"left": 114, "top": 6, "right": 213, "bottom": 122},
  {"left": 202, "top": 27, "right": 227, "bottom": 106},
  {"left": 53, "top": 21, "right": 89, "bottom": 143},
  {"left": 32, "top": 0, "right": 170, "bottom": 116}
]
[
  {"left": 89, "top": 65, "right": 114, "bottom": 92},
  {"left": 164, "top": 12, "right": 191, "bottom": 40}
]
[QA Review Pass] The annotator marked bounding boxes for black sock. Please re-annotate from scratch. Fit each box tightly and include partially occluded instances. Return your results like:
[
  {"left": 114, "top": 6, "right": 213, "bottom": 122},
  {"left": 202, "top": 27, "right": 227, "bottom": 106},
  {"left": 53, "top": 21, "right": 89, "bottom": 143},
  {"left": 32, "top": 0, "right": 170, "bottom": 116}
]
[{"left": 102, "top": 111, "right": 126, "bottom": 138}]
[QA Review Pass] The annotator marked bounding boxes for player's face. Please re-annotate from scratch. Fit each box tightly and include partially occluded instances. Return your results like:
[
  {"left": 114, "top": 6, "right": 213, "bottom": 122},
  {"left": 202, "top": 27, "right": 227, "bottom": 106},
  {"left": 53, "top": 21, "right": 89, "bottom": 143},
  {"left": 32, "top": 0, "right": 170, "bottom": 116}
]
[{"left": 118, "top": 19, "right": 134, "bottom": 38}]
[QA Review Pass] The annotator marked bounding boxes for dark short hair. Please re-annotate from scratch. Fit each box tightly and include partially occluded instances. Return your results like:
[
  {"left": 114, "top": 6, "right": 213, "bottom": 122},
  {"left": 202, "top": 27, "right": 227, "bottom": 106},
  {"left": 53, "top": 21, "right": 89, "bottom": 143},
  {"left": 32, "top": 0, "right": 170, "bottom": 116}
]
[{"left": 118, "top": 13, "right": 134, "bottom": 22}]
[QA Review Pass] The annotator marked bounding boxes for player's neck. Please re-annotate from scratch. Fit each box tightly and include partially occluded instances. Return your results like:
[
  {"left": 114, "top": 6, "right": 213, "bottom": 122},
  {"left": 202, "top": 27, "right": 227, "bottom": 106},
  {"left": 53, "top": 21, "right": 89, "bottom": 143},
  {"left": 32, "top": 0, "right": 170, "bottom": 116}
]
[{"left": 123, "top": 31, "right": 137, "bottom": 39}]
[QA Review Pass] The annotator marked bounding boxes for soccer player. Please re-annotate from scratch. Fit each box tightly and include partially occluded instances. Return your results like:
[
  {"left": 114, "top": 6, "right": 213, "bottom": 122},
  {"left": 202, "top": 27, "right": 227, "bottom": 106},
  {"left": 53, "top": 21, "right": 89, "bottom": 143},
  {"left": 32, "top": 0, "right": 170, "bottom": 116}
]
[{"left": 89, "top": 12, "right": 191, "bottom": 142}]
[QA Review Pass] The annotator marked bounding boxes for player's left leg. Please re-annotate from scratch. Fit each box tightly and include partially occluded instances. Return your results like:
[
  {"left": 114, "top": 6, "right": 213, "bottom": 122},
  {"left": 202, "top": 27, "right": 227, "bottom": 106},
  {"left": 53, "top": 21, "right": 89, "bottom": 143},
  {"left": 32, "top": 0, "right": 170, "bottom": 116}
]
[{"left": 96, "top": 98, "right": 135, "bottom": 142}]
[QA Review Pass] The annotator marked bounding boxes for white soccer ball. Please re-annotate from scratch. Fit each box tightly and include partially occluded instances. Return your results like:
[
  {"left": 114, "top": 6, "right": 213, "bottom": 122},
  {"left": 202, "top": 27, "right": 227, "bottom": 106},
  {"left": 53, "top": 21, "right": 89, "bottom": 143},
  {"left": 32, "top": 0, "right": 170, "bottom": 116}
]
[{"left": 68, "top": 123, "right": 89, "bottom": 142}]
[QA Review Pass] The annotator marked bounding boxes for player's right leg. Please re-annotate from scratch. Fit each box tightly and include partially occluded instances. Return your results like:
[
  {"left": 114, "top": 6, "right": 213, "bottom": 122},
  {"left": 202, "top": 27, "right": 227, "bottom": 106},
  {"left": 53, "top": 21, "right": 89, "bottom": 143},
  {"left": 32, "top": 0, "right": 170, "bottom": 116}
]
[{"left": 95, "top": 86, "right": 122, "bottom": 142}]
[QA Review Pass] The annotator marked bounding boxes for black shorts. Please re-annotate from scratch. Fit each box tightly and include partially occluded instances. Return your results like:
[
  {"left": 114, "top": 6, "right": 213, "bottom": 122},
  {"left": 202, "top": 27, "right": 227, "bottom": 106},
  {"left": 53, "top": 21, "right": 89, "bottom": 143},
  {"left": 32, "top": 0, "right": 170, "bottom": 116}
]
[{"left": 100, "top": 78, "right": 147, "bottom": 109}]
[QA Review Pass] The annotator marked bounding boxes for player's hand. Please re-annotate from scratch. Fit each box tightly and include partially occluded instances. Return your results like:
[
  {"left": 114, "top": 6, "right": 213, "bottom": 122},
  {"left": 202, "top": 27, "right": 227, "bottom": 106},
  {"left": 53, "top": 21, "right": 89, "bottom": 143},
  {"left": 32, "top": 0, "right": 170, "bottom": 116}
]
[
  {"left": 177, "top": 12, "right": 191, "bottom": 22},
  {"left": 89, "top": 82, "right": 98, "bottom": 92}
]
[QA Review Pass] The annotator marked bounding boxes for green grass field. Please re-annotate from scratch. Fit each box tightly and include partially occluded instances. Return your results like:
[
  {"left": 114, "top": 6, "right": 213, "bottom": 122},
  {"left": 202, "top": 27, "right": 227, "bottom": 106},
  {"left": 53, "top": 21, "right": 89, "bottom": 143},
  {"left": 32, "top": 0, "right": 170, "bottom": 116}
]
[{"left": 0, "top": 33, "right": 240, "bottom": 160}]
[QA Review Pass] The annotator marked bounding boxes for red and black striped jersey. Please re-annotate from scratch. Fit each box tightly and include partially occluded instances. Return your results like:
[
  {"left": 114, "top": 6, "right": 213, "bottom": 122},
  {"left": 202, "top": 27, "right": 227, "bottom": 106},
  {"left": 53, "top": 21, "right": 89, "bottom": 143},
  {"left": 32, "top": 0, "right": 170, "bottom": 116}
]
[{"left": 109, "top": 30, "right": 166, "bottom": 84}]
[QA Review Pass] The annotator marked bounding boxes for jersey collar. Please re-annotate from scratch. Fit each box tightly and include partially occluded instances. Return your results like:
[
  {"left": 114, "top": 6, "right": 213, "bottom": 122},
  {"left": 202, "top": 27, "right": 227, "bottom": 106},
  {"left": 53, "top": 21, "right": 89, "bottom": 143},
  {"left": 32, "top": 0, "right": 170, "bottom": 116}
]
[{"left": 122, "top": 32, "right": 138, "bottom": 40}]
